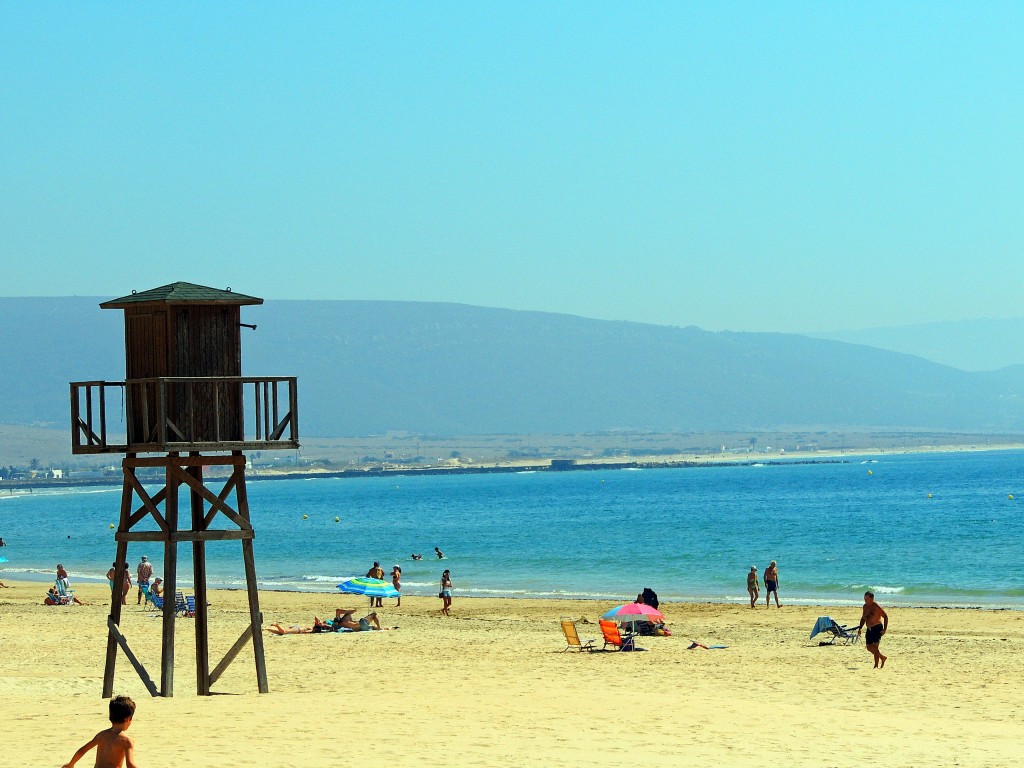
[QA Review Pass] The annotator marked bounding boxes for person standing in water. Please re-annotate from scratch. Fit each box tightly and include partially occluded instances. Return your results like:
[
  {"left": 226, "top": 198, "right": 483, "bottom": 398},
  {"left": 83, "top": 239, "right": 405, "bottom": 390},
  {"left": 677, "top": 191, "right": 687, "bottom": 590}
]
[{"left": 764, "top": 560, "right": 780, "bottom": 607}]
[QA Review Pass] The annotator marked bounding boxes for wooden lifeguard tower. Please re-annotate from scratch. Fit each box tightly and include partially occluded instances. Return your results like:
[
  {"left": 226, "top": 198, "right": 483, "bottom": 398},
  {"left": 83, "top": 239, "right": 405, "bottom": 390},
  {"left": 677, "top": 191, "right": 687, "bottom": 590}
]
[{"left": 70, "top": 282, "right": 299, "bottom": 697}]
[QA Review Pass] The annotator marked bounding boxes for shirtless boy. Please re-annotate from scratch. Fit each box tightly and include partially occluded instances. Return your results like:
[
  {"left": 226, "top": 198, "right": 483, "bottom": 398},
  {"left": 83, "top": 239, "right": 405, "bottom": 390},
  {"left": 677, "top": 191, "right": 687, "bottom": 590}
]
[
  {"left": 856, "top": 591, "right": 889, "bottom": 668},
  {"left": 63, "top": 694, "right": 139, "bottom": 768}
]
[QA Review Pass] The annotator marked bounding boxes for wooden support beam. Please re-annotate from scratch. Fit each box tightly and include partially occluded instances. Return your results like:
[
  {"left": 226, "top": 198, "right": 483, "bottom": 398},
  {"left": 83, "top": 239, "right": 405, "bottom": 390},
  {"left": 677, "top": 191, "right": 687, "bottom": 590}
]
[
  {"left": 125, "top": 455, "right": 243, "bottom": 468},
  {"left": 202, "top": 474, "right": 239, "bottom": 530},
  {"left": 208, "top": 622, "right": 255, "bottom": 687},
  {"left": 116, "top": 530, "right": 254, "bottom": 543},
  {"left": 126, "top": 485, "right": 168, "bottom": 532},
  {"left": 289, "top": 381, "right": 299, "bottom": 444},
  {"left": 106, "top": 617, "right": 159, "bottom": 698},
  {"left": 160, "top": 460, "right": 179, "bottom": 698},
  {"left": 98, "top": 449, "right": 271, "bottom": 698},
  {"left": 70, "top": 385, "right": 81, "bottom": 450},
  {"left": 235, "top": 465, "right": 269, "bottom": 694},
  {"left": 269, "top": 412, "right": 291, "bottom": 441},
  {"left": 76, "top": 416, "right": 102, "bottom": 446},
  {"left": 190, "top": 461, "right": 211, "bottom": 696},
  {"left": 99, "top": 385, "right": 107, "bottom": 446},
  {"left": 102, "top": 478, "right": 134, "bottom": 699},
  {"left": 169, "top": 463, "right": 250, "bottom": 531},
  {"left": 165, "top": 417, "right": 187, "bottom": 441},
  {"left": 123, "top": 469, "right": 168, "bottom": 532}
]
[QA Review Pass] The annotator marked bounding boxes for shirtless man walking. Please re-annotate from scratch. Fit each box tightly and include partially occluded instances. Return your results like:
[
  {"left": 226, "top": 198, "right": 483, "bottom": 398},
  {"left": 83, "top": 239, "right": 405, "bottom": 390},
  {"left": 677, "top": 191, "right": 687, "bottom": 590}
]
[
  {"left": 764, "top": 560, "right": 780, "bottom": 607},
  {"left": 856, "top": 591, "right": 889, "bottom": 668},
  {"left": 136, "top": 556, "right": 153, "bottom": 605}
]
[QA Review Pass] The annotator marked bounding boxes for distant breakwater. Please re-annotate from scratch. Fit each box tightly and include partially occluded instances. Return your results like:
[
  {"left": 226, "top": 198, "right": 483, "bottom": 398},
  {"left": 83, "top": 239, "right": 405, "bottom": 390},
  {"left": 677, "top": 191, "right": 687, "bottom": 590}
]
[{"left": 0, "top": 457, "right": 849, "bottom": 491}]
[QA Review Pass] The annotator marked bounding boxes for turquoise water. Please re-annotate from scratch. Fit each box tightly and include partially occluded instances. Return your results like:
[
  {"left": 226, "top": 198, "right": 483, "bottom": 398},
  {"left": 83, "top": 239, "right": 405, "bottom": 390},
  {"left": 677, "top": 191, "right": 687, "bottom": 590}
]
[{"left": 2, "top": 450, "right": 1023, "bottom": 608}]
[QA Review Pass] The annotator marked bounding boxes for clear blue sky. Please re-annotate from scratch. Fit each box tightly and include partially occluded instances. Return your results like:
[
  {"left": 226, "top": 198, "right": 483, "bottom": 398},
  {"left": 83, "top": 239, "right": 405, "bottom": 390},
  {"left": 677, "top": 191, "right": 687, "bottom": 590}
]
[{"left": 2, "top": 3, "right": 1022, "bottom": 333}]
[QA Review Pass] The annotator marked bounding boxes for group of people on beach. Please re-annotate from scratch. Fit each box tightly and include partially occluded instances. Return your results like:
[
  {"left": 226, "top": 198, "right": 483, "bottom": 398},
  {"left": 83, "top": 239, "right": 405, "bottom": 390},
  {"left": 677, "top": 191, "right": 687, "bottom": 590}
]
[
  {"left": 58, "top": 588, "right": 891, "bottom": 768},
  {"left": 746, "top": 560, "right": 781, "bottom": 608},
  {"left": 744, "top": 561, "right": 890, "bottom": 667},
  {"left": 101, "top": 557, "right": 163, "bottom": 607},
  {"left": 265, "top": 607, "right": 393, "bottom": 635},
  {"left": 365, "top": 561, "right": 403, "bottom": 607},
  {"left": 364, "top": 558, "right": 453, "bottom": 616},
  {"left": 44, "top": 557, "right": 165, "bottom": 608},
  {"left": 43, "top": 563, "right": 85, "bottom": 605}
]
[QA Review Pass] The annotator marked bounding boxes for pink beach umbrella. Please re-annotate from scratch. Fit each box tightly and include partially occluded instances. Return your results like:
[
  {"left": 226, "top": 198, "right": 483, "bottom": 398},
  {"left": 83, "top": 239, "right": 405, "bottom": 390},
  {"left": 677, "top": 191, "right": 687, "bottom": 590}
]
[{"left": 601, "top": 602, "right": 664, "bottom": 630}]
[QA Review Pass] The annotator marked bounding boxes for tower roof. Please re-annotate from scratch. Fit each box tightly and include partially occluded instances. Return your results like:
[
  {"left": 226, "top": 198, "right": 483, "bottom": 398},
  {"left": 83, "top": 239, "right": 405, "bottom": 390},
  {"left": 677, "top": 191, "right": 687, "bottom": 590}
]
[{"left": 100, "top": 282, "right": 263, "bottom": 309}]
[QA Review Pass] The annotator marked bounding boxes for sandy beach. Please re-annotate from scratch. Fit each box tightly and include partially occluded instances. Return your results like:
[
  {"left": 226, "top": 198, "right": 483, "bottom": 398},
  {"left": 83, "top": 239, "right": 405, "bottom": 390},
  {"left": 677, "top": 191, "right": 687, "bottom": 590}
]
[{"left": 2, "top": 582, "right": 1022, "bottom": 767}]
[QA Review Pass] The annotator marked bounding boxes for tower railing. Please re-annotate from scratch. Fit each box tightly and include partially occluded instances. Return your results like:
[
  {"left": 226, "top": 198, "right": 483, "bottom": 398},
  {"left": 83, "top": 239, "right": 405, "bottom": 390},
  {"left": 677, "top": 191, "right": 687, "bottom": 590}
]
[{"left": 71, "top": 376, "right": 299, "bottom": 454}]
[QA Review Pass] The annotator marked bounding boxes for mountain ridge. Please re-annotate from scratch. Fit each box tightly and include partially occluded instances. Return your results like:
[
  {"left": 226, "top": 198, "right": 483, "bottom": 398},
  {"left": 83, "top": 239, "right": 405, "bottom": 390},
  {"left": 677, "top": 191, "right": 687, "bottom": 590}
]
[
  {"left": 4, "top": 297, "right": 1024, "bottom": 436},
  {"left": 812, "top": 318, "right": 1024, "bottom": 372}
]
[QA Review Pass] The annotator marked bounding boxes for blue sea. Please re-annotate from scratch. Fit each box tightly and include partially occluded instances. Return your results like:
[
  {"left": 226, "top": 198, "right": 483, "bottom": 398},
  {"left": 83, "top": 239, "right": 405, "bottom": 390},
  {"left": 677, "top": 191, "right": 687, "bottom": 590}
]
[{"left": 2, "top": 449, "right": 1023, "bottom": 608}]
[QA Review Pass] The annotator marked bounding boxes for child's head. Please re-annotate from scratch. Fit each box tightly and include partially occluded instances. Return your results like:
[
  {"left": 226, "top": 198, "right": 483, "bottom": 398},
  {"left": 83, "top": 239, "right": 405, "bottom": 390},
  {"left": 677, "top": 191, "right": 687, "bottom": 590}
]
[{"left": 109, "top": 695, "right": 136, "bottom": 725}]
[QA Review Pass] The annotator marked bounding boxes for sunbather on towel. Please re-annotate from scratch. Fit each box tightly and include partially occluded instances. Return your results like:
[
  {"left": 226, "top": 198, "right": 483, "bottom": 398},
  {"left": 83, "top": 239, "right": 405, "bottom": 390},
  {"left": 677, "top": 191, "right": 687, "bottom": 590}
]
[
  {"left": 265, "top": 617, "right": 335, "bottom": 635},
  {"left": 333, "top": 608, "right": 387, "bottom": 631}
]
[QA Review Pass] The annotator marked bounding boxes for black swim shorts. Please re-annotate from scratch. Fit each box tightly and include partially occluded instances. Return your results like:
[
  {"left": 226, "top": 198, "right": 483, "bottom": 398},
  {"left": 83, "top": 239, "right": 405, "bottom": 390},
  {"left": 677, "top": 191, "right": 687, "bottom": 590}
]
[
  {"left": 865, "top": 624, "right": 884, "bottom": 645},
  {"left": 765, "top": 580, "right": 778, "bottom": 592}
]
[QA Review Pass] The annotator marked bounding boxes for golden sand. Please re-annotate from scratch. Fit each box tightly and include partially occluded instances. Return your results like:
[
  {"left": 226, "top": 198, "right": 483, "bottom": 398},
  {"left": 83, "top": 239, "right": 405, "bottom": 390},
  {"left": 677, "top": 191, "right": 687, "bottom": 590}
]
[{"left": 2, "top": 582, "right": 1022, "bottom": 767}]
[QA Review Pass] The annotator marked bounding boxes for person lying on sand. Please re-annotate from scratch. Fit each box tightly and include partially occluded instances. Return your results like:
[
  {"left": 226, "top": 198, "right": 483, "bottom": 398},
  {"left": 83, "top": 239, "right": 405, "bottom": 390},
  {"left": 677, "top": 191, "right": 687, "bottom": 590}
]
[
  {"left": 333, "top": 608, "right": 393, "bottom": 631},
  {"left": 264, "top": 617, "right": 336, "bottom": 635},
  {"left": 265, "top": 611, "right": 395, "bottom": 635}
]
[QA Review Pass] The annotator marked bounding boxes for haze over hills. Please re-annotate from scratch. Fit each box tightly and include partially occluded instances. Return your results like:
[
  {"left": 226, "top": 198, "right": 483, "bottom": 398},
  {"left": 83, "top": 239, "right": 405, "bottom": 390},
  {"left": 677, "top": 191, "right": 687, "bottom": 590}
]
[
  {"left": 4, "top": 297, "right": 1024, "bottom": 438},
  {"left": 812, "top": 319, "right": 1024, "bottom": 372}
]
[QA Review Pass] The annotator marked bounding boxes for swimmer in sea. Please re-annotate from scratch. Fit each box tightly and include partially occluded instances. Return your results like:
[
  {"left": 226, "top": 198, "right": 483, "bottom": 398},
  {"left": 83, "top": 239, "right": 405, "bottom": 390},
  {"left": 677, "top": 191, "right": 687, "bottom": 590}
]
[{"left": 434, "top": 547, "right": 445, "bottom": 559}]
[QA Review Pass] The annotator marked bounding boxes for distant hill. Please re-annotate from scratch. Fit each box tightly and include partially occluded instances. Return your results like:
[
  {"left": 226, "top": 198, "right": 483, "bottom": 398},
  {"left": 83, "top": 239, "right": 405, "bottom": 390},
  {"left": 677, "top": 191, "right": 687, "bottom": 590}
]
[
  {"left": 4, "top": 297, "right": 1024, "bottom": 437},
  {"left": 812, "top": 318, "right": 1024, "bottom": 372}
]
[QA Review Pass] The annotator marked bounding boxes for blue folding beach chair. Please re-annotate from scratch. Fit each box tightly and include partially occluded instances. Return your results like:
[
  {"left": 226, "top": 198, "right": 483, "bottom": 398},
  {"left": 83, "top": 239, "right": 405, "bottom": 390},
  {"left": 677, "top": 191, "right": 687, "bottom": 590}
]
[
  {"left": 810, "top": 616, "right": 859, "bottom": 645},
  {"left": 55, "top": 580, "right": 77, "bottom": 605},
  {"left": 174, "top": 590, "right": 196, "bottom": 617}
]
